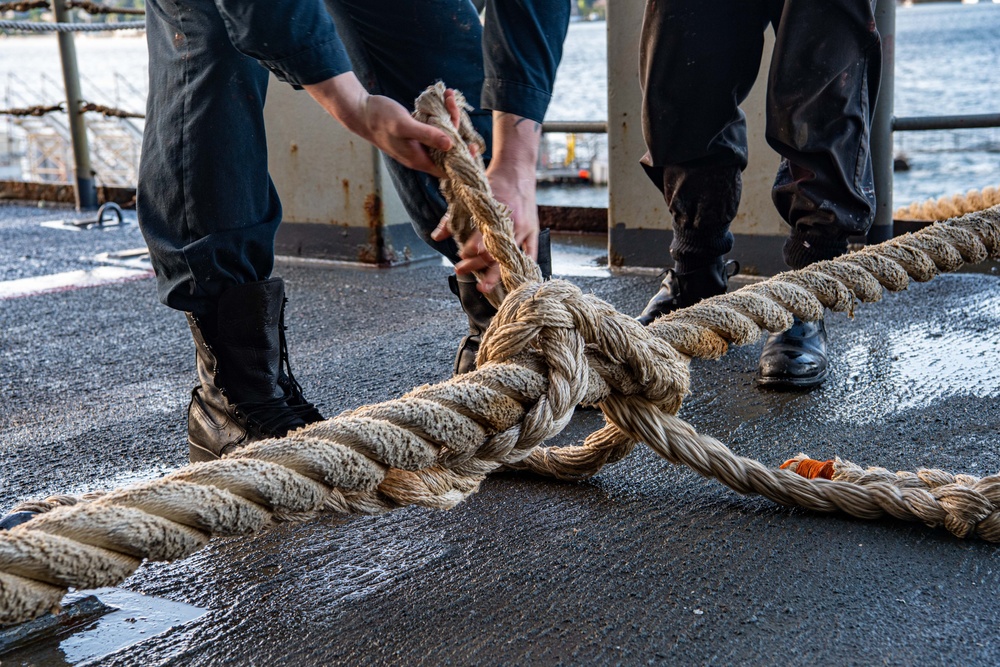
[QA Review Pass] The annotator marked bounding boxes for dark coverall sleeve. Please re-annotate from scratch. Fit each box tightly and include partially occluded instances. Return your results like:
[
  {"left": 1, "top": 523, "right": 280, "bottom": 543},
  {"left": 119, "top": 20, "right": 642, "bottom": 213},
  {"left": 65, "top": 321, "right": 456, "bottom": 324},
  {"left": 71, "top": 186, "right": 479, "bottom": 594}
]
[
  {"left": 211, "top": 0, "right": 354, "bottom": 86},
  {"left": 481, "top": 0, "right": 571, "bottom": 123}
]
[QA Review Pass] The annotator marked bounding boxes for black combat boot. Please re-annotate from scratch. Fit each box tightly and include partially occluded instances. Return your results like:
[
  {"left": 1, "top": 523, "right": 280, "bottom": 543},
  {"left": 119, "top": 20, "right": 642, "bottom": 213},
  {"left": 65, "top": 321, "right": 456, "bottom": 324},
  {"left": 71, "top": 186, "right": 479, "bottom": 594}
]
[
  {"left": 449, "top": 273, "right": 495, "bottom": 375},
  {"left": 449, "top": 229, "right": 552, "bottom": 375},
  {"left": 636, "top": 257, "right": 739, "bottom": 326},
  {"left": 756, "top": 316, "right": 829, "bottom": 389},
  {"left": 186, "top": 278, "right": 323, "bottom": 462}
]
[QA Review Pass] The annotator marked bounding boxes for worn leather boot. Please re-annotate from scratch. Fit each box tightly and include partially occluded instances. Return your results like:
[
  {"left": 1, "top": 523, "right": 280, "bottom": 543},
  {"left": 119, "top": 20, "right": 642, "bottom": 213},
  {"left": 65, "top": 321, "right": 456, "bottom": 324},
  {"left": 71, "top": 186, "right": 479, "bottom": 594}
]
[
  {"left": 449, "top": 229, "right": 552, "bottom": 375},
  {"left": 449, "top": 273, "right": 495, "bottom": 375},
  {"left": 756, "top": 316, "right": 829, "bottom": 389},
  {"left": 186, "top": 278, "right": 323, "bottom": 462},
  {"left": 637, "top": 257, "right": 739, "bottom": 326}
]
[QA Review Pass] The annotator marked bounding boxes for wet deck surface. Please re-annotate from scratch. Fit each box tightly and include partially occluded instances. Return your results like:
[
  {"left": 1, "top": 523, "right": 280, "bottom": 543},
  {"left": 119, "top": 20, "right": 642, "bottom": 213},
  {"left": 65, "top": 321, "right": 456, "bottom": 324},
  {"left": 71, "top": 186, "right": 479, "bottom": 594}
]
[{"left": 2, "top": 202, "right": 999, "bottom": 666}]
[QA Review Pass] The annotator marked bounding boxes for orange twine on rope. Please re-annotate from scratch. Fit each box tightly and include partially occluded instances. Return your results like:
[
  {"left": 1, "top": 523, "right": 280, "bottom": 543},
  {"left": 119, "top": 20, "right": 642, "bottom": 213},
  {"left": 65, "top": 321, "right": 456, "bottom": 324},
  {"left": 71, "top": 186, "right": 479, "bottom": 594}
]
[{"left": 781, "top": 457, "right": 835, "bottom": 480}]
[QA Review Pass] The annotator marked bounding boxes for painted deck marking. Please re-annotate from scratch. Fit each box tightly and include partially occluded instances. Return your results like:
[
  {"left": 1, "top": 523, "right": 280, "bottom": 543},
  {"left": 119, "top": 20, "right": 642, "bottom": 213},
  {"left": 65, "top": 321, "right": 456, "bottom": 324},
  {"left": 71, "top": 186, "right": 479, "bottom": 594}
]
[{"left": 0, "top": 266, "right": 153, "bottom": 300}]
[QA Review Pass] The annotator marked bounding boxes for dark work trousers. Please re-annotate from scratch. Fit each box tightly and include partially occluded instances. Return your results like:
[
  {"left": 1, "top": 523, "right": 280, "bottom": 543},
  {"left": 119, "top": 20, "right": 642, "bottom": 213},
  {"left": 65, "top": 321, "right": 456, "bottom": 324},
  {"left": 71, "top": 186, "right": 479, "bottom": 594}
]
[
  {"left": 639, "top": 0, "right": 882, "bottom": 271},
  {"left": 137, "top": 0, "right": 489, "bottom": 317}
]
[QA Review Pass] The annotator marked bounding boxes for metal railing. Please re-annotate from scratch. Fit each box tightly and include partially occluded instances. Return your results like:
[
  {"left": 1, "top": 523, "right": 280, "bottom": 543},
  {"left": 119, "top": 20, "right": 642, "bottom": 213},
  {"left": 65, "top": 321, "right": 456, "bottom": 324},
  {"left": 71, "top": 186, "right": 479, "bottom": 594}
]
[
  {"left": 0, "top": 0, "right": 145, "bottom": 208},
  {"left": 893, "top": 113, "right": 1000, "bottom": 132},
  {"left": 544, "top": 114, "right": 1000, "bottom": 135},
  {"left": 541, "top": 121, "right": 608, "bottom": 134},
  {"left": 3, "top": 0, "right": 998, "bottom": 231}
]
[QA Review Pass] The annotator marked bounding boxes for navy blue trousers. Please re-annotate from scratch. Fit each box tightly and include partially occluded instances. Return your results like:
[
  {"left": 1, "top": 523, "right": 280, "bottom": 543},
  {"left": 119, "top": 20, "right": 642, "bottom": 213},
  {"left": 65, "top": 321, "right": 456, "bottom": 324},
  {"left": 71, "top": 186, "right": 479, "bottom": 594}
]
[
  {"left": 639, "top": 0, "right": 882, "bottom": 270},
  {"left": 138, "top": 0, "right": 488, "bottom": 316}
]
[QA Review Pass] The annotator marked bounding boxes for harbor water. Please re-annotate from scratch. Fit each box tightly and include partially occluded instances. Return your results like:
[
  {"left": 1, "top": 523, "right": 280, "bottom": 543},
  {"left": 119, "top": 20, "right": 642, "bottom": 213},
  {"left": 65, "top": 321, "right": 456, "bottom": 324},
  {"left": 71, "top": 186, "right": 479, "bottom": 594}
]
[{"left": 1, "top": 2, "right": 998, "bottom": 209}]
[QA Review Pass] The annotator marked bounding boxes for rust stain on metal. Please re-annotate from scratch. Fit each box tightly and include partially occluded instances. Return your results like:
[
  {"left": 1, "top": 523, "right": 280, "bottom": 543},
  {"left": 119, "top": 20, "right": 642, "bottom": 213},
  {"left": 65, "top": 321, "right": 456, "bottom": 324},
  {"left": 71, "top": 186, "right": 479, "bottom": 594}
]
[
  {"left": 364, "top": 193, "right": 382, "bottom": 229},
  {"left": 359, "top": 193, "right": 390, "bottom": 265}
]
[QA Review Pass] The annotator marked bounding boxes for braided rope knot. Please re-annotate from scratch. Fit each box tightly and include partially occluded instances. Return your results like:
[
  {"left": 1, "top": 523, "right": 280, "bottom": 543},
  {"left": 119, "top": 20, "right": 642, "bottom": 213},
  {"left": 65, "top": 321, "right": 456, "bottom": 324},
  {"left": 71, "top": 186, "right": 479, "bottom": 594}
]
[{"left": 484, "top": 279, "right": 691, "bottom": 412}]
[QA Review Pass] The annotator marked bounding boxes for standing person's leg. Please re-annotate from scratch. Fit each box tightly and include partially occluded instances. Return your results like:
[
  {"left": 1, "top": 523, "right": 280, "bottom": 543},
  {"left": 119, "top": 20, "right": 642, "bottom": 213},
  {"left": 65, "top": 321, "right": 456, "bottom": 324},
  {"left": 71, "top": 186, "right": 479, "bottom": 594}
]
[
  {"left": 326, "top": 0, "right": 549, "bottom": 374},
  {"left": 636, "top": 0, "right": 770, "bottom": 325},
  {"left": 756, "top": 0, "right": 881, "bottom": 388},
  {"left": 139, "top": 0, "right": 321, "bottom": 461},
  {"left": 140, "top": 0, "right": 280, "bottom": 316},
  {"left": 324, "top": 0, "right": 489, "bottom": 264}
]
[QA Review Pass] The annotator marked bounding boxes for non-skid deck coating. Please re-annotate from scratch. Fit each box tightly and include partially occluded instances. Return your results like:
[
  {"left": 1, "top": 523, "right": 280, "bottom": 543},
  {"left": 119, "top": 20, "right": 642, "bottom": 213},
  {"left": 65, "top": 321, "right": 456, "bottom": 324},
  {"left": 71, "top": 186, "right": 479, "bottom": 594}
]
[{"left": 1, "top": 202, "right": 999, "bottom": 666}]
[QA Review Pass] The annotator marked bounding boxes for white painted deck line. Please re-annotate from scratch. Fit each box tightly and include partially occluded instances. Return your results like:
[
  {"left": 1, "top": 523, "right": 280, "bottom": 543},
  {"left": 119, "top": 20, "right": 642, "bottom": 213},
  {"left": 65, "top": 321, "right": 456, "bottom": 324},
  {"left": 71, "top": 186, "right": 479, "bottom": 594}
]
[{"left": 0, "top": 266, "right": 153, "bottom": 300}]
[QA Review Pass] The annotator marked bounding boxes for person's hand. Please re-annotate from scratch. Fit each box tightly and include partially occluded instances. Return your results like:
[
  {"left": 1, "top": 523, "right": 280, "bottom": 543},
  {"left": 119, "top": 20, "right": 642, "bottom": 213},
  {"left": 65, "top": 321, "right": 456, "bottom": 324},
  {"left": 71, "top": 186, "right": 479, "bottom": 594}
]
[
  {"left": 432, "top": 111, "right": 542, "bottom": 294},
  {"left": 304, "top": 73, "right": 461, "bottom": 178},
  {"left": 353, "top": 95, "right": 449, "bottom": 176},
  {"left": 433, "top": 164, "right": 539, "bottom": 293}
]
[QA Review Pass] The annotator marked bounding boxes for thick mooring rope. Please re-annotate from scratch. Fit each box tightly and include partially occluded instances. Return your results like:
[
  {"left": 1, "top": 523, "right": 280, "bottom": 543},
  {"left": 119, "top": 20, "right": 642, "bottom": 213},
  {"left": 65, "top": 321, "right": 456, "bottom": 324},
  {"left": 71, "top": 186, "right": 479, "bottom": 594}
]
[
  {"left": 1, "top": 84, "right": 998, "bottom": 626},
  {"left": 0, "top": 19, "right": 144, "bottom": 31},
  {"left": 1, "top": 101, "right": 144, "bottom": 119},
  {"left": 895, "top": 185, "right": 1000, "bottom": 222}
]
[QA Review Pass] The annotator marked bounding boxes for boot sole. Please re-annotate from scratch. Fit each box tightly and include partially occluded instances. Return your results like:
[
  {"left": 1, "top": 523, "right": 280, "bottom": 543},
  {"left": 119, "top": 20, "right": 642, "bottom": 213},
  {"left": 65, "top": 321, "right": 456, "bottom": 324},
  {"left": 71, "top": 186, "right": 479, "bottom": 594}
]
[
  {"left": 755, "top": 367, "right": 830, "bottom": 390},
  {"left": 188, "top": 440, "right": 221, "bottom": 463}
]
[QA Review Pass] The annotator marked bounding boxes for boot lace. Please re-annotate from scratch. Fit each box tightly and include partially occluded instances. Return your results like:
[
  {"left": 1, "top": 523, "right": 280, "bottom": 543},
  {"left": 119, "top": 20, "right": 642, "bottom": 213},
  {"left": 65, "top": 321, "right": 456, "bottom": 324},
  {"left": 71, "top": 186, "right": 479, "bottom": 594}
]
[
  {"left": 236, "top": 395, "right": 307, "bottom": 436},
  {"left": 223, "top": 298, "right": 322, "bottom": 436},
  {"left": 277, "top": 297, "right": 323, "bottom": 422}
]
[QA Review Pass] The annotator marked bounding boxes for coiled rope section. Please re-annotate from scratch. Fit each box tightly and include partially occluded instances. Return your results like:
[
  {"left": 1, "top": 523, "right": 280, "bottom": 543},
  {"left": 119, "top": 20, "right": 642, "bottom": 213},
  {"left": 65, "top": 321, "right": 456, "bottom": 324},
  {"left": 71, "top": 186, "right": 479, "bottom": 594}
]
[
  {"left": 1, "top": 84, "right": 998, "bottom": 627},
  {"left": 895, "top": 185, "right": 1000, "bottom": 222}
]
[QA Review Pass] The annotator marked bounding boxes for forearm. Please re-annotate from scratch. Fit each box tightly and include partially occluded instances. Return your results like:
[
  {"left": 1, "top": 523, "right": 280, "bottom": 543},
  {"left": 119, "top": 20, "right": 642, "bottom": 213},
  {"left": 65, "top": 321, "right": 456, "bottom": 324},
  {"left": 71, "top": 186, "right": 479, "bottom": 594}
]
[
  {"left": 304, "top": 75, "right": 453, "bottom": 178},
  {"left": 303, "top": 73, "right": 369, "bottom": 138},
  {"left": 485, "top": 110, "right": 542, "bottom": 263},
  {"left": 489, "top": 111, "right": 542, "bottom": 183}
]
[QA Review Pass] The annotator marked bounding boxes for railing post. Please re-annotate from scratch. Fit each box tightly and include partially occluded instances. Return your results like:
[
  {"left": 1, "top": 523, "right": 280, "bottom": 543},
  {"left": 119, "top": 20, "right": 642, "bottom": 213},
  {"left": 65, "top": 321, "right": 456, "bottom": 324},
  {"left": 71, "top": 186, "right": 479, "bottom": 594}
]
[
  {"left": 52, "top": 0, "right": 98, "bottom": 210},
  {"left": 605, "top": 0, "right": 673, "bottom": 271},
  {"left": 870, "top": 0, "right": 896, "bottom": 243}
]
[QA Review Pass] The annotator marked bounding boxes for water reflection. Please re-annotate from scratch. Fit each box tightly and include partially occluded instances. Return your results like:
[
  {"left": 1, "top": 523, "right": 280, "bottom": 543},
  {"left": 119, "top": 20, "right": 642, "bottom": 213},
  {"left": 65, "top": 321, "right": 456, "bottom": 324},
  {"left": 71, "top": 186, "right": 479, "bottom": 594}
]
[{"left": 837, "top": 292, "right": 1000, "bottom": 422}]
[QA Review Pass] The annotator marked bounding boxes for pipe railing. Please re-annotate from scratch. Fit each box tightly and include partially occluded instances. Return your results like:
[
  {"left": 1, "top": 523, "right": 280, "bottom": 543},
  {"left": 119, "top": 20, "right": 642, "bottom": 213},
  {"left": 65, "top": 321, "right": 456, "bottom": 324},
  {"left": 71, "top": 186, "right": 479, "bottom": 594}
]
[{"left": 544, "top": 114, "right": 1000, "bottom": 136}]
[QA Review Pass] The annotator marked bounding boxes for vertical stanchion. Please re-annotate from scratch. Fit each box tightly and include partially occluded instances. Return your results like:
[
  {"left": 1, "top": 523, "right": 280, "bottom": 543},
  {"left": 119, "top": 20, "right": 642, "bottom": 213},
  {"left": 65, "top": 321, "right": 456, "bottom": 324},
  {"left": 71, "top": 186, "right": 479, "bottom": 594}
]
[
  {"left": 52, "top": 0, "right": 98, "bottom": 211},
  {"left": 606, "top": 0, "right": 675, "bottom": 270},
  {"left": 870, "top": 0, "right": 896, "bottom": 243}
]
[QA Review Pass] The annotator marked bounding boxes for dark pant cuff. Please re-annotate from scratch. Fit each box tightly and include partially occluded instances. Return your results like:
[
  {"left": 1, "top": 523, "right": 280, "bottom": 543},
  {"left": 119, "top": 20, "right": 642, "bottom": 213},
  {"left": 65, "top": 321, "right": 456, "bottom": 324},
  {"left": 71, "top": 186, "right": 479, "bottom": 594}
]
[
  {"left": 670, "top": 230, "right": 735, "bottom": 269},
  {"left": 783, "top": 232, "right": 850, "bottom": 270}
]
